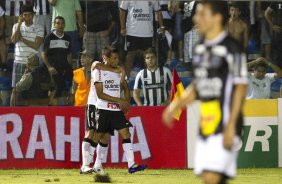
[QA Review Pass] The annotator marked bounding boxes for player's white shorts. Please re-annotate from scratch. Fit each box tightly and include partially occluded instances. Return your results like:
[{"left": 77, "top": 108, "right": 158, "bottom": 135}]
[{"left": 194, "top": 133, "right": 240, "bottom": 178}]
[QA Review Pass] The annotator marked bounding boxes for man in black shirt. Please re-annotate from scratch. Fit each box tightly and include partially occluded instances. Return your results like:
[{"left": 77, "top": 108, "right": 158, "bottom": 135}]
[
  {"left": 163, "top": 1, "right": 248, "bottom": 184},
  {"left": 42, "top": 16, "right": 73, "bottom": 105},
  {"left": 80, "top": 1, "right": 118, "bottom": 61},
  {"left": 265, "top": 1, "right": 282, "bottom": 68}
]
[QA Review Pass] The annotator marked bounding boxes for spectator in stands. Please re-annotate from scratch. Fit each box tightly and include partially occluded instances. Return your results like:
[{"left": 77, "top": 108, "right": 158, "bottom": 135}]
[
  {"left": 133, "top": 48, "right": 172, "bottom": 106},
  {"left": 227, "top": 2, "right": 248, "bottom": 50},
  {"left": 42, "top": 16, "right": 73, "bottom": 106},
  {"left": 10, "top": 4, "right": 44, "bottom": 106},
  {"left": 49, "top": 0, "right": 84, "bottom": 66},
  {"left": 1, "top": 0, "right": 26, "bottom": 46},
  {"left": 80, "top": 1, "right": 118, "bottom": 61},
  {"left": 15, "top": 53, "right": 50, "bottom": 105},
  {"left": 168, "top": 0, "right": 184, "bottom": 64},
  {"left": 247, "top": 57, "right": 282, "bottom": 99},
  {"left": 184, "top": 25, "right": 200, "bottom": 66},
  {"left": 119, "top": 1, "right": 164, "bottom": 77},
  {"left": 0, "top": 71, "right": 12, "bottom": 106},
  {"left": 265, "top": 2, "right": 282, "bottom": 69},
  {"left": 31, "top": 0, "right": 51, "bottom": 35},
  {"left": 0, "top": 5, "right": 7, "bottom": 71},
  {"left": 71, "top": 50, "right": 93, "bottom": 106},
  {"left": 257, "top": 1, "right": 271, "bottom": 60}
]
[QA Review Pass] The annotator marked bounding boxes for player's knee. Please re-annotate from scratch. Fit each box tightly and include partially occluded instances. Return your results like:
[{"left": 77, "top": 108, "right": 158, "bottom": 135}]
[{"left": 202, "top": 172, "right": 222, "bottom": 184}]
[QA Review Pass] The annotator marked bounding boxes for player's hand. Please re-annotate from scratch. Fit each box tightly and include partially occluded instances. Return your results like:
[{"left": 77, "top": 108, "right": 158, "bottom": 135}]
[
  {"left": 223, "top": 123, "right": 235, "bottom": 150},
  {"left": 78, "top": 26, "right": 85, "bottom": 38},
  {"left": 18, "top": 15, "right": 23, "bottom": 24},
  {"left": 272, "top": 25, "right": 282, "bottom": 33},
  {"left": 120, "top": 28, "right": 126, "bottom": 37},
  {"left": 162, "top": 107, "right": 174, "bottom": 129},
  {"left": 119, "top": 99, "right": 130, "bottom": 112},
  {"left": 256, "top": 57, "right": 265, "bottom": 63},
  {"left": 48, "top": 67, "right": 58, "bottom": 75}
]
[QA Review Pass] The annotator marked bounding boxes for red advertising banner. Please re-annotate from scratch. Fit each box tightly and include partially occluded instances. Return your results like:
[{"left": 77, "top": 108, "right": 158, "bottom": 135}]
[{"left": 0, "top": 106, "right": 186, "bottom": 169}]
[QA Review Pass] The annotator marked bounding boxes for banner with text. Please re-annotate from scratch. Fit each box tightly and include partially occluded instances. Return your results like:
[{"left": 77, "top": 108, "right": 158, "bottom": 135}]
[{"left": 0, "top": 107, "right": 186, "bottom": 169}]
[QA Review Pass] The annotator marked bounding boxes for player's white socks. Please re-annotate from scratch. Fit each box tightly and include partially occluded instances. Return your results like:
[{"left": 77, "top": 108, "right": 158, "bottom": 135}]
[
  {"left": 82, "top": 141, "right": 91, "bottom": 167},
  {"left": 122, "top": 139, "right": 135, "bottom": 168},
  {"left": 82, "top": 138, "right": 97, "bottom": 167},
  {"left": 94, "top": 143, "right": 108, "bottom": 168}
]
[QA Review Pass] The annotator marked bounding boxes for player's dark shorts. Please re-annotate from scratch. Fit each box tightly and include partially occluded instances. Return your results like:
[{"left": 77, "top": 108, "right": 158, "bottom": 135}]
[
  {"left": 85, "top": 104, "right": 96, "bottom": 130},
  {"left": 126, "top": 35, "right": 153, "bottom": 51},
  {"left": 95, "top": 108, "right": 133, "bottom": 133}
]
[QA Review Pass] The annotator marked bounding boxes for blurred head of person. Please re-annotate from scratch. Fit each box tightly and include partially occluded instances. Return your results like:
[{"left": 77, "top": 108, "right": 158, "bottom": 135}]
[
  {"left": 144, "top": 48, "right": 158, "bottom": 70},
  {"left": 102, "top": 46, "right": 119, "bottom": 68},
  {"left": 26, "top": 53, "right": 39, "bottom": 71},
  {"left": 253, "top": 62, "right": 268, "bottom": 80},
  {"left": 193, "top": 1, "right": 228, "bottom": 36},
  {"left": 21, "top": 4, "right": 34, "bottom": 26},
  {"left": 80, "top": 50, "right": 93, "bottom": 68},
  {"left": 54, "top": 16, "right": 65, "bottom": 34},
  {"left": 229, "top": 3, "right": 241, "bottom": 19}
]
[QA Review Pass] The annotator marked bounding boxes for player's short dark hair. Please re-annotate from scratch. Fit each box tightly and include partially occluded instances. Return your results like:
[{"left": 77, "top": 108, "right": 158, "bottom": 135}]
[
  {"left": 21, "top": 4, "right": 34, "bottom": 14},
  {"left": 54, "top": 16, "right": 65, "bottom": 23},
  {"left": 102, "top": 46, "right": 119, "bottom": 58},
  {"left": 201, "top": 1, "right": 229, "bottom": 26},
  {"left": 254, "top": 62, "right": 268, "bottom": 71},
  {"left": 144, "top": 48, "right": 157, "bottom": 57},
  {"left": 229, "top": 2, "right": 240, "bottom": 10}
]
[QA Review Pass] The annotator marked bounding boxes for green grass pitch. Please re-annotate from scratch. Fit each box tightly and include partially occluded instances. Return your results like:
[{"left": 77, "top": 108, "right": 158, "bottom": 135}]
[{"left": 0, "top": 168, "right": 281, "bottom": 184}]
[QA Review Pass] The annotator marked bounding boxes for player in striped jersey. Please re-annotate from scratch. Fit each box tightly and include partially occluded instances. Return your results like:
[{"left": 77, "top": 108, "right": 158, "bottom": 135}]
[{"left": 133, "top": 48, "right": 172, "bottom": 106}]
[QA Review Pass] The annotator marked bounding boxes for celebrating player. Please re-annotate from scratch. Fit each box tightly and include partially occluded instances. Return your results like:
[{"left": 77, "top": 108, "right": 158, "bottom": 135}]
[
  {"left": 93, "top": 46, "right": 147, "bottom": 174},
  {"left": 80, "top": 52, "right": 121, "bottom": 174},
  {"left": 163, "top": 1, "right": 248, "bottom": 184}
]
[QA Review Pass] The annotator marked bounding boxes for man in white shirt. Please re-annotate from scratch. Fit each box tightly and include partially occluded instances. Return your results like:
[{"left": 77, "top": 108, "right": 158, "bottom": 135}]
[
  {"left": 10, "top": 4, "right": 44, "bottom": 105},
  {"left": 119, "top": 1, "right": 164, "bottom": 77},
  {"left": 247, "top": 57, "right": 282, "bottom": 99}
]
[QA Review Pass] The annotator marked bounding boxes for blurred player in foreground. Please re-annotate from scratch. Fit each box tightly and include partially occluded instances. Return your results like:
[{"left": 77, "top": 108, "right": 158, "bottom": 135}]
[{"left": 163, "top": 1, "right": 248, "bottom": 184}]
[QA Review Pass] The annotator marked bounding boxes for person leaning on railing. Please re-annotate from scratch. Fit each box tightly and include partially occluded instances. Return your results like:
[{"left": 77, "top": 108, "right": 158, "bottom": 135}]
[{"left": 246, "top": 57, "right": 282, "bottom": 99}]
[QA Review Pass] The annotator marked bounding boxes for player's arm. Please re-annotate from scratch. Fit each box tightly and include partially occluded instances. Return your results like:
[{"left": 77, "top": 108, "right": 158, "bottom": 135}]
[
  {"left": 119, "top": 5, "right": 127, "bottom": 36},
  {"left": 162, "top": 84, "right": 197, "bottom": 128},
  {"left": 243, "top": 22, "right": 248, "bottom": 50},
  {"left": 121, "top": 70, "right": 131, "bottom": 113},
  {"left": 133, "top": 89, "right": 143, "bottom": 106},
  {"left": 265, "top": 6, "right": 282, "bottom": 33},
  {"left": 266, "top": 61, "right": 282, "bottom": 79},
  {"left": 91, "top": 62, "right": 121, "bottom": 73},
  {"left": 121, "top": 69, "right": 130, "bottom": 103},
  {"left": 224, "top": 51, "right": 248, "bottom": 150},
  {"left": 20, "top": 36, "right": 43, "bottom": 50},
  {"left": 223, "top": 84, "right": 247, "bottom": 150},
  {"left": 11, "top": 17, "right": 23, "bottom": 44}
]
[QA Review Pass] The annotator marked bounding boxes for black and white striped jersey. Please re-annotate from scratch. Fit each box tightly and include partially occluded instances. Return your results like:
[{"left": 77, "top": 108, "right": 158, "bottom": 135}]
[
  {"left": 2, "top": 0, "right": 26, "bottom": 16},
  {"left": 192, "top": 31, "right": 248, "bottom": 137},
  {"left": 134, "top": 66, "right": 172, "bottom": 106},
  {"left": 33, "top": 0, "right": 50, "bottom": 15}
]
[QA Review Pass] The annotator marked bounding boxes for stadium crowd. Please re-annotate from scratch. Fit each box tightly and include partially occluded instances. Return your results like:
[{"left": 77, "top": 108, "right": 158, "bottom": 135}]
[{"left": 0, "top": 0, "right": 282, "bottom": 106}]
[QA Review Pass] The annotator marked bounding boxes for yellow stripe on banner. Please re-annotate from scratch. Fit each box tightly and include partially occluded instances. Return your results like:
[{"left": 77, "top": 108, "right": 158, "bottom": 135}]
[{"left": 243, "top": 99, "right": 278, "bottom": 117}]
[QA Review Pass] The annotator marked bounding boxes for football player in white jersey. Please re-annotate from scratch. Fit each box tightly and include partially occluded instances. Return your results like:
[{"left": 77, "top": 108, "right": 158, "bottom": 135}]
[
  {"left": 93, "top": 46, "right": 147, "bottom": 174},
  {"left": 80, "top": 54, "right": 122, "bottom": 174}
]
